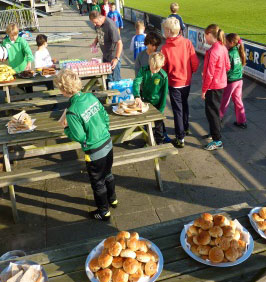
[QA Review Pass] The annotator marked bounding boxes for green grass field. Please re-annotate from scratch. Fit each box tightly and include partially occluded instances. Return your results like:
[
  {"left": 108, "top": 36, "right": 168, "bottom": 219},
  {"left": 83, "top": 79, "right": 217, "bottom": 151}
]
[{"left": 125, "top": 0, "right": 266, "bottom": 44}]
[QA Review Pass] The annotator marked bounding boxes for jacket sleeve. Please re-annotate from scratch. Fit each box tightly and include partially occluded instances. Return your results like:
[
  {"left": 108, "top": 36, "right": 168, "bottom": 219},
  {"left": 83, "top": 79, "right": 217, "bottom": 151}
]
[
  {"left": 130, "top": 36, "right": 135, "bottom": 52},
  {"left": 64, "top": 112, "right": 87, "bottom": 144},
  {"left": 118, "top": 12, "right": 123, "bottom": 28},
  {"left": 190, "top": 42, "right": 199, "bottom": 73},
  {"left": 100, "top": 102, "right": 110, "bottom": 130},
  {"left": 202, "top": 50, "right": 218, "bottom": 93},
  {"left": 158, "top": 76, "right": 169, "bottom": 113},
  {"left": 161, "top": 47, "right": 169, "bottom": 74},
  {"left": 22, "top": 39, "right": 34, "bottom": 63},
  {"left": 135, "top": 53, "right": 141, "bottom": 77},
  {"left": 225, "top": 49, "right": 231, "bottom": 72},
  {"left": 133, "top": 67, "right": 144, "bottom": 97}
]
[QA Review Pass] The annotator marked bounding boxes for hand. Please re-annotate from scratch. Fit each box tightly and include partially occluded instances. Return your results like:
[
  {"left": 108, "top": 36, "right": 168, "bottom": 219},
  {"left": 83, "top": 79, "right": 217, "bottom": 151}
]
[
  {"left": 135, "top": 97, "right": 143, "bottom": 109},
  {"left": 25, "top": 62, "right": 31, "bottom": 71},
  {"left": 58, "top": 109, "right": 67, "bottom": 127},
  {"left": 52, "top": 58, "right": 57, "bottom": 64},
  {"left": 60, "top": 119, "right": 68, "bottom": 128},
  {"left": 111, "top": 58, "right": 118, "bottom": 70},
  {"left": 201, "top": 92, "right": 206, "bottom": 100}
]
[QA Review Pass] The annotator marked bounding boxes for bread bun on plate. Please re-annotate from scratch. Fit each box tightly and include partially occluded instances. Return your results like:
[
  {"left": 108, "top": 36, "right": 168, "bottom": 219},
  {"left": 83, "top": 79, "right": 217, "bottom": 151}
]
[
  {"left": 89, "top": 257, "right": 101, "bottom": 272},
  {"left": 209, "top": 247, "right": 224, "bottom": 263},
  {"left": 144, "top": 261, "right": 157, "bottom": 276},
  {"left": 201, "top": 213, "right": 213, "bottom": 221},
  {"left": 116, "top": 231, "right": 130, "bottom": 241},
  {"left": 112, "top": 257, "right": 124, "bottom": 268},
  {"left": 98, "top": 253, "right": 113, "bottom": 268},
  {"left": 120, "top": 249, "right": 136, "bottom": 259},
  {"left": 127, "top": 238, "right": 139, "bottom": 252},
  {"left": 259, "top": 207, "right": 266, "bottom": 219},
  {"left": 96, "top": 268, "right": 112, "bottom": 282},
  {"left": 209, "top": 226, "right": 223, "bottom": 238},
  {"left": 104, "top": 236, "right": 116, "bottom": 249},
  {"left": 112, "top": 269, "right": 129, "bottom": 282},
  {"left": 197, "top": 231, "right": 211, "bottom": 245},
  {"left": 123, "top": 258, "right": 139, "bottom": 274},
  {"left": 257, "top": 221, "right": 266, "bottom": 231},
  {"left": 130, "top": 232, "right": 139, "bottom": 240},
  {"left": 135, "top": 251, "right": 150, "bottom": 263},
  {"left": 109, "top": 241, "right": 122, "bottom": 257},
  {"left": 225, "top": 247, "right": 239, "bottom": 262},
  {"left": 252, "top": 213, "right": 264, "bottom": 222}
]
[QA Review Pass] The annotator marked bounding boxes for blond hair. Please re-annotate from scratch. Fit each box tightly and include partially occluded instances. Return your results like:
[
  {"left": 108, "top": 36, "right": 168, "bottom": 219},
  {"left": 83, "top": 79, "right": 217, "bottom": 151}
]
[
  {"left": 162, "top": 17, "right": 180, "bottom": 37},
  {"left": 54, "top": 69, "right": 82, "bottom": 96},
  {"left": 205, "top": 24, "right": 225, "bottom": 45},
  {"left": 135, "top": 20, "right": 145, "bottom": 30},
  {"left": 149, "top": 52, "right": 165, "bottom": 70},
  {"left": 6, "top": 23, "right": 19, "bottom": 36},
  {"left": 170, "top": 2, "right": 179, "bottom": 13}
]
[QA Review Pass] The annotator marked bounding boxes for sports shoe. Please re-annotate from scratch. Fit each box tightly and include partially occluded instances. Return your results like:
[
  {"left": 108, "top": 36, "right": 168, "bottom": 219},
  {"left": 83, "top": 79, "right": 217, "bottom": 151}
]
[
  {"left": 204, "top": 141, "right": 223, "bottom": 151},
  {"left": 185, "top": 130, "right": 190, "bottom": 136},
  {"left": 202, "top": 134, "right": 213, "bottom": 140},
  {"left": 89, "top": 210, "right": 111, "bottom": 221},
  {"left": 163, "top": 135, "right": 172, "bottom": 143},
  {"left": 110, "top": 199, "right": 118, "bottom": 209},
  {"left": 233, "top": 122, "right": 247, "bottom": 129},
  {"left": 176, "top": 139, "right": 185, "bottom": 148}
]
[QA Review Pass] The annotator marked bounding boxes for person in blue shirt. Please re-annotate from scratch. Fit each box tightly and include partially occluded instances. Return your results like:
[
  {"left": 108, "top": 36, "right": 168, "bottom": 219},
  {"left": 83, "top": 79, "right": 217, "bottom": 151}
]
[
  {"left": 168, "top": 2, "right": 186, "bottom": 35},
  {"left": 130, "top": 21, "right": 146, "bottom": 60},
  {"left": 107, "top": 2, "right": 123, "bottom": 32}
]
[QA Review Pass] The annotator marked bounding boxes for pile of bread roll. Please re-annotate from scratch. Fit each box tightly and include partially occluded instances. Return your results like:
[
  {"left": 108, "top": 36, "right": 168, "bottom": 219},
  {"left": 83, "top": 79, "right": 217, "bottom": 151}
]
[
  {"left": 186, "top": 213, "right": 247, "bottom": 264},
  {"left": 252, "top": 207, "right": 266, "bottom": 235},
  {"left": 7, "top": 111, "right": 33, "bottom": 134},
  {"left": 89, "top": 231, "right": 159, "bottom": 282},
  {"left": 115, "top": 102, "right": 148, "bottom": 115},
  {"left": 0, "top": 263, "right": 44, "bottom": 282}
]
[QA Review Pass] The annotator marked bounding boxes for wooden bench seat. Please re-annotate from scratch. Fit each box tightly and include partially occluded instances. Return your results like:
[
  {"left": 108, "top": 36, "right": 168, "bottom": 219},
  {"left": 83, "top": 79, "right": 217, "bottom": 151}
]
[
  {"left": 0, "top": 89, "right": 120, "bottom": 111},
  {"left": 0, "top": 143, "right": 178, "bottom": 221}
]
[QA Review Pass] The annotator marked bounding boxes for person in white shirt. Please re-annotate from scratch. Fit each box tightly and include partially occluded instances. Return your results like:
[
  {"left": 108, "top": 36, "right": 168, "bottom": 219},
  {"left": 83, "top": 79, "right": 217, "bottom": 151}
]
[{"left": 35, "top": 34, "right": 55, "bottom": 90}]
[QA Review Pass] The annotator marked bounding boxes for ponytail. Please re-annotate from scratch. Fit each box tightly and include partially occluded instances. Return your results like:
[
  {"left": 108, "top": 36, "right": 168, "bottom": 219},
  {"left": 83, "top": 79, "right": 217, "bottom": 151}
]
[
  {"left": 205, "top": 24, "right": 225, "bottom": 45},
  {"left": 226, "top": 33, "right": 246, "bottom": 66}
]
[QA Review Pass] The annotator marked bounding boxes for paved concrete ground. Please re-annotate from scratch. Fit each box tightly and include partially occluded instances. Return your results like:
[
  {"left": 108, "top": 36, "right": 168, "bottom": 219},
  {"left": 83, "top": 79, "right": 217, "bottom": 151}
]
[{"left": 0, "top": 0, "right": 265, "bottom": 255}]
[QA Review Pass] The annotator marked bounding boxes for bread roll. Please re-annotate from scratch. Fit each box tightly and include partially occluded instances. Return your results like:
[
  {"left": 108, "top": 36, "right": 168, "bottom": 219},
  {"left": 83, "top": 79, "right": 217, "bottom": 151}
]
[
  {"left": 209, "top": 239, "right": 216, "bottom": 246},
  {"left": 127, "top": 238, "right": 139, "bottom": 252},
  {"left": 116, "top": 231, "right": 130, "bottom": 241},
  {"left": 120, "top": 249, "right": 136, "bottom": 259},
  {"left": 257, "top": 221, "right": 266, "bottom": 231},
  {"left": 252, "top": 213, "right": 264, "bottom": 222},
  {"left": 209, "top": 247, "right": 224, "bottom": 263},
  {"left": 96, "top": 269, "right": 112, "bottom": 282},
  {"left": 230, "top": 239, "right": 239, "bottom": 249},
  {"left": 187, "top": 236, "right": 194, "bottom": 246},
  {"left": 98, "top": 253, "right": 113, "bottom": 269},
  {"left": 128, "top": 269, "right": 143, "bottom": 282},
  {"left": 112, "top": 269, "right": 129, "bottom": 282},
  {"left": 117, "top": 238, "right": 127, "bottom": 250},
  {"left": 238, "top": 240, "right": 246, "bottom": 251},
  {"left": 109, "top": 241, "right": 123, "bottom": 257},
  {"left": 192, "top": 235, "right": 199, "bottom": 245},
  {"left": 138, "top": 241, "right": 148, "bottom": 252},
  {"left": 135, "top": 251, "right": 150, "bottom": 263},
  {"left": 112, "top": 257, "right": 124, "bottom": 269},
  {"left": 222, "top": 226, "right": 235, "bottom": 237},
  {"left": 130, "top": 232, "right": 139, "bottom": 240},
  {"left": 209, "top": 226, "right": 223, "bottom": 238},
  {"left": 225, "top": 247, "right": 238, "bottom": 262},
  {"left": 7, "top": 270, "right": 23, "bottom": 282},
  {"left": 20, "top": 267, "right": 41, "bottom": 282},
  {"left": 190, "top": 244, "right": 200, "bottom": 256},
  {"left": 201, "top": 255, "right": 209, "bottom": 260},
  {"left": 215, "top": 237, "right": 231, "bottom": 251},
  {"left": 197, "top": 245, "right": 211, "bottom": 256},
  {"left": 201, "top": 213, "right": 213, "bottom": 222},
  {"left": 147, "top": 249, "right": 159, "bottom": 262},
  {"left": 123, "top": 258, "right": 139, "bottom": 274},
  {"left": 104, "top": 236, "right": 116, "bottom": 248},
  {"left": 213, "top": 215, "right": 229, "bottom": 227},
  {"left": 259, "top": 207, "right": 266, "bottom": 219},
  {"left": 144, "top": 261, "right": 157, "bottom": 276},
  {"left": 187, "top": 225, "right": 198, "bottom": 237},
  {"left": 90, "top": 257, "right": 101, "bottom": 272},
  {"left": 193, "top": 218, "right": 203, "bottom": 227},
  {"left": 197, "top": 231, "right": 211, "bottom": 245}
]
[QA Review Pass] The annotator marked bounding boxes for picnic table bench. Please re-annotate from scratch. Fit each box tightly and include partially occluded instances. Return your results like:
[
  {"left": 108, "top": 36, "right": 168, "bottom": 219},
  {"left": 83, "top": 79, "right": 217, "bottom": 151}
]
[
  {"left": 0, "top": 202, "right": 265, "bottom": 281},
  {"left": 0, "top": 105, "right": 178, "bottom": 222}
]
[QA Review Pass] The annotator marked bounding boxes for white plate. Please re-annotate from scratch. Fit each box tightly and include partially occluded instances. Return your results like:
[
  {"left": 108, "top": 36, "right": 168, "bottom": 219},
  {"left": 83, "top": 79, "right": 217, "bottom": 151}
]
[
  {"left": 180, "top": 219, "right": 254, "bottom": 267},
  {"left": 85, "top": 237, "right": 163, "bottom": 282},
  {"left": 0, "top": 260, "right": 48, "bottom": 281},
  {"left": 112, "top": 103, "right": 149, "bottom": 116},
  {"left": 248, "top": 207, "right": 266, "bottom": 239}
]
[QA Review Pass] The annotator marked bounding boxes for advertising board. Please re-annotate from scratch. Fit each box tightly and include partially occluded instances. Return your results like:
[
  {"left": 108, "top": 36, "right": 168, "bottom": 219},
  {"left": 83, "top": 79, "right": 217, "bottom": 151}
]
[{"left": 123, "top": 7, "right": 131, "bottom": 21}]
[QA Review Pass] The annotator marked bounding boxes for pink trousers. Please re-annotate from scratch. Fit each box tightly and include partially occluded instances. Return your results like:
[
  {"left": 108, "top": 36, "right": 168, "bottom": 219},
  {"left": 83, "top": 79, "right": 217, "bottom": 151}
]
[{"left": 220, "top": 80, "right": 246, "bottom": 124}]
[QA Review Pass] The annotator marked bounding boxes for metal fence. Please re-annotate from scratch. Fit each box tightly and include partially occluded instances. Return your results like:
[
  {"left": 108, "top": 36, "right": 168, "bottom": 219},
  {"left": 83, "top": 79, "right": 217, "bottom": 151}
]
[{"left": 0, "top": 8, "right": 39, "bottom": 32}]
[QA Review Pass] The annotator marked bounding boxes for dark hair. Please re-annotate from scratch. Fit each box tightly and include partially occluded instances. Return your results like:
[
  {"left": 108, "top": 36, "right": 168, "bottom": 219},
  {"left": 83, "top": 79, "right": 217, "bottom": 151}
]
[
  {"left": 144, "top": 32, "right": 162, "bottom": 47},
  {"left": 89, "top": 10, "right": 101, "bottom": 20},
  {"left": 36, "top": 34, "right": 47, "bottom": 47},
  {"left": 110, "top": 2, "right": 115, "bottom": 6},
  {"left": 226, "top": 33, "right": 246, "bottom": 66},
  {"left": 205, "top": 24, "right": 225, "bottom": 45}
]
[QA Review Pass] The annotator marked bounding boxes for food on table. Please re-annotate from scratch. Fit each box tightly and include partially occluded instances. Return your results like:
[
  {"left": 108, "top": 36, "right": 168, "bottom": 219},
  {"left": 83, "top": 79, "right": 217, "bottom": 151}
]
[
  {"left": 18, "top": 70, "right": 35, "bottom": 78},
  {"left": 89, "top": 231, "right": 159, "bottom": 282},
  {"left": 186, "top": 213, "right": 248, "bottom": 263},
  {"left": 251, "top": 207, "right": 266, "bottom": 232},
  {"left": 42, "top": 67, "right": 56, "bottom": 76},
  {"left": 0, "top": 46, "right": 8, "bottom": 60},
  {"left": 114, "top": 101, "right": 149, "bottom": 115},
  {"left": 259, "top": 207, "right": 266, "bottom": 219},
  {"left": 0, "top": 65, "right": 16, "bottom": 82},
  {"left": 0, "top": 263, "right": 44, "bottom": 282},
  {"left": 7, "top": 110, "right": 35, "bottom": 134}
]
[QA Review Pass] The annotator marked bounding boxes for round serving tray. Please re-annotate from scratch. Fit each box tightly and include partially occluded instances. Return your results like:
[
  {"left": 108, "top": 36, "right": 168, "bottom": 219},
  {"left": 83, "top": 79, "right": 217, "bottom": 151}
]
[{"left": 248, "top": 207, "right": 266, "bottom": 239}]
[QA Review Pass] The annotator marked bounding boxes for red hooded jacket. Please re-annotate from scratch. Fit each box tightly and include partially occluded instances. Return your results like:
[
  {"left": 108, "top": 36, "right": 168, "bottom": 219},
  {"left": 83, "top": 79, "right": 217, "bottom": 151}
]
[
  {"left": 161, "top": 36, "right": 199, "bottom": 87},
  {"left": 101, "top": 3, "right": 111, "bottom": 16},
  {"left": 202, "top": 41, "right": 231, "bottom": 93}
]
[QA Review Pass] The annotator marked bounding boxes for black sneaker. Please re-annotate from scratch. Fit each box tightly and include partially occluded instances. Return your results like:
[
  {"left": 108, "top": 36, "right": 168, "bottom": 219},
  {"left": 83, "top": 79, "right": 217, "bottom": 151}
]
[
  {"left": 185, "top": 130, "right": 190, "bottom": 136},
  {"left": 202, "top": 134, "right": 213, "bottom": 140},
  {"left": 89, "top": 210, "right": 111, "bottom": 221},
  {"left": 110, "top": 199, "right": 118, "bottom": 209},
  {"left": 233, "top": 122, "right": 247, "bottom": 129}
]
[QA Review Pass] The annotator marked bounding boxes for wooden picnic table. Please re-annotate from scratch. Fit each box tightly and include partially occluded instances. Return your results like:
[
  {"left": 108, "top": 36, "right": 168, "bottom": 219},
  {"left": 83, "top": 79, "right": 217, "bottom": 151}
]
[
  {"left": 0, "top": 105, "right": 171, "bottom": 222},
  {"left": 0, "top": 72, "right": 111, "bottom": 103},
  {"left": 0, "top": 203, "right": 265, "bottom": 282}
]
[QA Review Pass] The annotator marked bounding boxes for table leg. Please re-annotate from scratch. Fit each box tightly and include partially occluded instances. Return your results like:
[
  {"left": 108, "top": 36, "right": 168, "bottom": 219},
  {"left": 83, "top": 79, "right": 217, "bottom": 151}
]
[
  {"left": 102, "top": 74, "right": 107, "bottom": 90},
  {"left": 4, "top": 86, "right": 11, "bottom": 103},
  {"left": 146, "top": 122, "right": 163, "bottom": 191},
  {"left": 3, "top": 144, "right": 19, "bottom": 223}
]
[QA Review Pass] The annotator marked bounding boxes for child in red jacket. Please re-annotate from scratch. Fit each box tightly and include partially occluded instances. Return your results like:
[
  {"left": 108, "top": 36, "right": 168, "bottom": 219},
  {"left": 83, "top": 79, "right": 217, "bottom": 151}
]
[
  {"left": 100, "top": 0, "right": 111, "bottom": 16},
  {"left": 161, "top": 17, "right": 199, "bottom": 148},
  {"left": 202, "top": 24, "right": 230, "bottom": 151}
]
